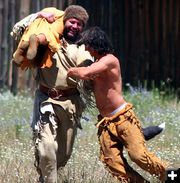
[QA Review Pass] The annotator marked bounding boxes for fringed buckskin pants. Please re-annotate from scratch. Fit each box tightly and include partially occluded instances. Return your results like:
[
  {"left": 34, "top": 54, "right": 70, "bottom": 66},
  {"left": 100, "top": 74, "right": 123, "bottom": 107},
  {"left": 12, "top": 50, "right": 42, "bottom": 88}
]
[
  {"left": 97, "top": 103, "right": 167, "bottom": 183},
  {"left": 32, "top": 90, "right": 85, "bottom": 183}
]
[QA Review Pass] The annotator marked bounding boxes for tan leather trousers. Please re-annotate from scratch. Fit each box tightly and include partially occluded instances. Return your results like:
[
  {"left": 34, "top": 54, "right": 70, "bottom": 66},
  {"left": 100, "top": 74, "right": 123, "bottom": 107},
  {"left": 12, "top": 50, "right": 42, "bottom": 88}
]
[{"left": 97, "top": 103, "right": 167, "bottom": 183}]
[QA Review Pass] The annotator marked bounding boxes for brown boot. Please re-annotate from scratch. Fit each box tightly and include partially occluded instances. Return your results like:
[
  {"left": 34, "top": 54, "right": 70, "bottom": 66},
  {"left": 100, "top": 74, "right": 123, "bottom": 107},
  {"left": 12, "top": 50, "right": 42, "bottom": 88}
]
[
  {"left": 13, "top": 41, "right": 29, "bottom": 65},
  {"left": 27, "top": 34, "right": 39, "bottom": 60}
]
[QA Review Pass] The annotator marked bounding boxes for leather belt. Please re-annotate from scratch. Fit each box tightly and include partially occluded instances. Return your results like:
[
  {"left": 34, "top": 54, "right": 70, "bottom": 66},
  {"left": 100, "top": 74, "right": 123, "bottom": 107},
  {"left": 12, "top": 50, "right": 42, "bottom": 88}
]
[{"left": 39, "top": 85, "right": 79, "bottom": 99}]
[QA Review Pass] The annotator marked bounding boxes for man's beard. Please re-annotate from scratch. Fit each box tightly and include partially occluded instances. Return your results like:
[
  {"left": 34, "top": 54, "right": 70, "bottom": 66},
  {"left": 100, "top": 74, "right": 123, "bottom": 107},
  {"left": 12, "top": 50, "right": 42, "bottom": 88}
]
[{"left": 63, "top": 29, "right": 80, "bottom": 43}]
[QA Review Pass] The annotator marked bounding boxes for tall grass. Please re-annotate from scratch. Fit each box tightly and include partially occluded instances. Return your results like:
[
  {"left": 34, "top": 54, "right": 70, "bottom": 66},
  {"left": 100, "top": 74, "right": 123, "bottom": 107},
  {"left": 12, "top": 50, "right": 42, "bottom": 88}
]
[{"left": 0, "top": 88, "right": 179, "bottom": 183}]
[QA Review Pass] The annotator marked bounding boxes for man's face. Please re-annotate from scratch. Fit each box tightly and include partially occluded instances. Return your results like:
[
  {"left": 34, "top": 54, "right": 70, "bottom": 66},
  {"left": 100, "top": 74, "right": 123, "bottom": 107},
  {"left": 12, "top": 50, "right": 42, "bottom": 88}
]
[{"left": 63, "top": 18, "right": 84, "bottom": 43}]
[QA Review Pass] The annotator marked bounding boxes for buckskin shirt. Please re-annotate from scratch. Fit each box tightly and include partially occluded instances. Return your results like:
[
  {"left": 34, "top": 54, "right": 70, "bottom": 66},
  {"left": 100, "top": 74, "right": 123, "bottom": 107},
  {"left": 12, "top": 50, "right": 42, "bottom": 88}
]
[{"left": 31, "top": 39, "right": 92, "bottom": 183}]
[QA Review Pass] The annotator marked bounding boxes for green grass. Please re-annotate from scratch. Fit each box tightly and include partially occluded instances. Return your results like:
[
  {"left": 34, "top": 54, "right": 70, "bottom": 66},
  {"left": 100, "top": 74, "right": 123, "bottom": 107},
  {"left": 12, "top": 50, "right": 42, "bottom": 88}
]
[{"left": 0, "top": 88, "right": 180, "bottom": 182}]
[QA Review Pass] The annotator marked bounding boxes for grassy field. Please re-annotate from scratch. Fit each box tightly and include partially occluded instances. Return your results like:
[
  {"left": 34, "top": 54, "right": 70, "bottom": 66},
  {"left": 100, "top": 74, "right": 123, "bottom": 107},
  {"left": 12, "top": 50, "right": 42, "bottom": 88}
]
[{"left": 0, "top": 88, "right": 180, "bottom": 183}]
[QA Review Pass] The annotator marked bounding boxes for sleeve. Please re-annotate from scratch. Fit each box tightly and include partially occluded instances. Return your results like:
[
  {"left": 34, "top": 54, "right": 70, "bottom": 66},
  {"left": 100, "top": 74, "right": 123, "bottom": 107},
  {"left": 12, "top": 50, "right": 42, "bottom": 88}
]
[
  {"left": 76, "top": 45, "right": 94, "bottom": 66},
  {"left": 40, "top": 7, "right": 65, "bottom": 35},
  {"left": 10, "top": 13, "right": 39, "bottom": 41},
  {"left": 21, "top": 7, "right": 64, "bottom": 52}
]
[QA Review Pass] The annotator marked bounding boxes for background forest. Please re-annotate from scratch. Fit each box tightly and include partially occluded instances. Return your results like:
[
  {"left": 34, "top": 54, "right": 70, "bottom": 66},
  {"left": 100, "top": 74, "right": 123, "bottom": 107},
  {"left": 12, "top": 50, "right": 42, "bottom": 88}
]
[{"left": 0, "top": 0, "right": 179, "bottom": 95}]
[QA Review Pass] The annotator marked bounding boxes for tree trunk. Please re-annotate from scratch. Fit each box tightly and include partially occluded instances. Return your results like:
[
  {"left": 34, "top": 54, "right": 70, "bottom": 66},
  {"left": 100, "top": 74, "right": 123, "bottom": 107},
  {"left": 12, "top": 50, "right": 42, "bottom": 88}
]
[
  {"left": 17, "top": 0, "right": 31, "bottom": 91},
  {"left": 0, "top": 1, "right": 9, "bottom": 89}
]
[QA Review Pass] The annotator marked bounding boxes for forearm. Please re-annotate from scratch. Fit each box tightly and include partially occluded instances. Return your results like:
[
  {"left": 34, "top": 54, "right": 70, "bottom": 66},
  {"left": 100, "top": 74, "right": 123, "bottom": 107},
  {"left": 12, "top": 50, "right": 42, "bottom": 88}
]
[{"left": 68, "top": 67, "right": 90, "bottom": 80}]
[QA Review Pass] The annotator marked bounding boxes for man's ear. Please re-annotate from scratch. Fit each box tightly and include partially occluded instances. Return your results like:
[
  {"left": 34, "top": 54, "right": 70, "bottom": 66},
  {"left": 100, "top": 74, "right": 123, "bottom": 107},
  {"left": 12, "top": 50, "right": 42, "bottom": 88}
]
[{"left": 77, "top": 59, "right": 93, "bottom": 67}]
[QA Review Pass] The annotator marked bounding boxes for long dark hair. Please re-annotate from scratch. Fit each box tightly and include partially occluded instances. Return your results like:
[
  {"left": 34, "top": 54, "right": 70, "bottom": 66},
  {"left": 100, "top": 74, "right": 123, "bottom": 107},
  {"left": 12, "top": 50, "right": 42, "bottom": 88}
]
[{"left": 77, "top": 26, "right": 114, "bottom": 55}]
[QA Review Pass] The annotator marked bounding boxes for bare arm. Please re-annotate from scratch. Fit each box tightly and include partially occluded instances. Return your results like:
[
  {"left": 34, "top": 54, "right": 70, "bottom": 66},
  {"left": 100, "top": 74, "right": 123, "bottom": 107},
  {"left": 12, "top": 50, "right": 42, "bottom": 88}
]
[
  {"left": 68, "top": 66, "right": 93, "bottom": 80},
  {"left": 68, "top": 54, "right": 118, "bottom": 80}
]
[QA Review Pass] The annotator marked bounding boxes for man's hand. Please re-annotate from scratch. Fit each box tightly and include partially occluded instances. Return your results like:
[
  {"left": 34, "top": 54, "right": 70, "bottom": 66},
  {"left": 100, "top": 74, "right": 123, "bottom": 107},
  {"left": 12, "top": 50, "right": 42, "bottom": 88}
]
[{"left": 38, "top": 12, "right": 55, "bottom": 23}]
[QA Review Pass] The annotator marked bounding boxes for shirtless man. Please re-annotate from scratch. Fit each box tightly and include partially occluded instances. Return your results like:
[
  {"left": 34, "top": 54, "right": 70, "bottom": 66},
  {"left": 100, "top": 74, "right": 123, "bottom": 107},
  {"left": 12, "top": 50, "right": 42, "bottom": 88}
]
[{"left": 67, "top": 26, "right": 167, "bottom": 182}]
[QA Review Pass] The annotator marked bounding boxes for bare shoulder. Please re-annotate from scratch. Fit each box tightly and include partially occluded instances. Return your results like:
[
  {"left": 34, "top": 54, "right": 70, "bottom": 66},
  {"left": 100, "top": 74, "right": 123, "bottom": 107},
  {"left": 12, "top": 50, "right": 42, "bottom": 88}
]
[
  {"left": 109, "top": 54, "right": 119, "bottom": 62},
  {"left": 101, "top": 54, "right": 119, "bottom": 66}
]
